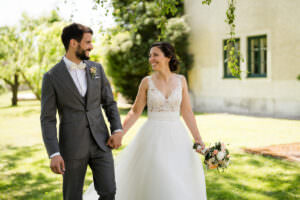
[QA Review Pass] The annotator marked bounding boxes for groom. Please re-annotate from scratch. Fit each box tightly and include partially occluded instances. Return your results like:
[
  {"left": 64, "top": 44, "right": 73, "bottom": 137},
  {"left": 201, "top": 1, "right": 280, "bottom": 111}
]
[{"left": 40, "top": 23, "right": 124, "bottom": 200}]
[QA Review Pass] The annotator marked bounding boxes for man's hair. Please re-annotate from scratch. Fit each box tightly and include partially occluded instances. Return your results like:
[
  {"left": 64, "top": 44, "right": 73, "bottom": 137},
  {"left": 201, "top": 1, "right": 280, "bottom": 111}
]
[{"left": 61, "top": 23, "right": 93, "bottom": 51}]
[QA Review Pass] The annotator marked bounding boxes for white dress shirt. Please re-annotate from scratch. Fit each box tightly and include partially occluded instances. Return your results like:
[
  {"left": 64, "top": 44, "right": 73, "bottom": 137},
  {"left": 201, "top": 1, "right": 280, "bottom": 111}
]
[
  {"left": 50, "top": 57, "right": 122, "bottom": 158},
  {"left": 63, "top": 56, "right": 87, "bottom": 97}
]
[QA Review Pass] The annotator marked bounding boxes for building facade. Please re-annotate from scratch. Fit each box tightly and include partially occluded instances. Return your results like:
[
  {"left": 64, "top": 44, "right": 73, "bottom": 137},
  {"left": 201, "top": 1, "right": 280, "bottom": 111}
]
[{"left": 185, "top": 0, "right": 300, "bottom": 119}]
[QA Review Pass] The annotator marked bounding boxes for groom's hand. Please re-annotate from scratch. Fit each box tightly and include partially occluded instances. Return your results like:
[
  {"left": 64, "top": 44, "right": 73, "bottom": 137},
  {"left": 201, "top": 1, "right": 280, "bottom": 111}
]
[
  {"left": 107, "top": 132, "right": 124, "bottom": 149},
  {"left": 50, "top": 155, "right": 65, "bottom": 175}
]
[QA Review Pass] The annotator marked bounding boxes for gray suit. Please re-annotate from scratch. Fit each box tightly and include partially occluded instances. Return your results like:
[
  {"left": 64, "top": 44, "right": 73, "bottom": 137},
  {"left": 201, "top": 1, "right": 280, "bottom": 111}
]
[{"left": 40, "top": 59, "right": 122, "bottom": 200}]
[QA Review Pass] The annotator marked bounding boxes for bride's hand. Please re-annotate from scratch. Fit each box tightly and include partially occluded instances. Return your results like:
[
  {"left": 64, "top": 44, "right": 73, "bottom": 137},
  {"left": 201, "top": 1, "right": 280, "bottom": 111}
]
[
  {"left": 195, "top": 140, "right": 206, "bottom": 155},
  {"left": 107, "top": 131, "right": 124, "bottom": 149}
]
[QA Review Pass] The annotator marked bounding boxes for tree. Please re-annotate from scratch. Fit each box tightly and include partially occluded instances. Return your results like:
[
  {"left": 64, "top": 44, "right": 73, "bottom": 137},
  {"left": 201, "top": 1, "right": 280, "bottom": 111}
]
[
  {"left": 87, "top": 0, "right": 239, "bottom": 102},
  {"left": 0, "top": 11, "right": 67, "bottom": 104},
  {"left": 101, "top": 0, "right": 191, "bottom": 102},
  {"left": 94, "top": 0, "right": 240, "bottom": 77},
  {"left": 20, "top": 10, "right": 105, "bottom": 100},
  {"left": 20, "top": 12, "right": 65, "bottom": 100},
  {"left": 0, "top": 26, "right": 32, "bottom": 106},
  {"left": 0, "top": 10, "right": 106, "bottom": 102}
]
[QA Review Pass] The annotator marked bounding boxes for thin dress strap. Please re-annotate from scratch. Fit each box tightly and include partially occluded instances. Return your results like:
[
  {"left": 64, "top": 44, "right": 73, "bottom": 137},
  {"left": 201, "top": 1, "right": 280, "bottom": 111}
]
[
  {"left": 147, "top": 75, "right": 154, "bottom": 89},
  {"left": 176, "top": 75, "right": 182, "bottom": 88}
]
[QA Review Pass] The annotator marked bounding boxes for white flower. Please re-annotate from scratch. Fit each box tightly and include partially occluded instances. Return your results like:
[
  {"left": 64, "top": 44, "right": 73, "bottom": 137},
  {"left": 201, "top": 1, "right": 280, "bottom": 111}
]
[
  {"left": 120, "top": 40, "right": 133, "bottom": 52},
  {"left": 217, "top": 151, "right": 226, "bottom": 161}
]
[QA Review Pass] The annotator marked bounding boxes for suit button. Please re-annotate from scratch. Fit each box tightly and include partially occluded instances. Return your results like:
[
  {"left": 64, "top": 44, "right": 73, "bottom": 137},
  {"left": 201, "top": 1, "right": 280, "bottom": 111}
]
[
  {"left": 86, "top": 125, "right": 90, "bottom": 128},
  {"left": 85, "top": 109, "right": 88, "bottom": 112}
]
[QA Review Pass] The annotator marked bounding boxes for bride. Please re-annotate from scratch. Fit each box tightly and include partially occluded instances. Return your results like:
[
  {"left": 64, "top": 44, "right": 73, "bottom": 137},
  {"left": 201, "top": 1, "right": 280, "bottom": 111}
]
[{"left": 84, "top": 41, "right": 207, "bottom": 200}]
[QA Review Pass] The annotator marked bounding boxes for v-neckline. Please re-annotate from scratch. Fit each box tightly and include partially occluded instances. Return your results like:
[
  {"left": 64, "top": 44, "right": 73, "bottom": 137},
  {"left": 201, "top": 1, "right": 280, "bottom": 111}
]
[{"left": 150, "top": 75, "right": 178, "bottom": 100}]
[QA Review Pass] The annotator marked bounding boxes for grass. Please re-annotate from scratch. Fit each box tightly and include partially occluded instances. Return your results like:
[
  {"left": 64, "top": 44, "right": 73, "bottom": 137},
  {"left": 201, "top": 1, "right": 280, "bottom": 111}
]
[{"left": 0, "top": 91, "right": 300, "bottom": 200}]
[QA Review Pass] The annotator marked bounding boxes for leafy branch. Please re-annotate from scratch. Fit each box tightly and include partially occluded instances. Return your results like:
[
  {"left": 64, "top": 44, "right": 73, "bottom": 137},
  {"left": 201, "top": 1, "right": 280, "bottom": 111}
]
[{"left": 71, "top": 0, "right": 241, "bottom": 77}]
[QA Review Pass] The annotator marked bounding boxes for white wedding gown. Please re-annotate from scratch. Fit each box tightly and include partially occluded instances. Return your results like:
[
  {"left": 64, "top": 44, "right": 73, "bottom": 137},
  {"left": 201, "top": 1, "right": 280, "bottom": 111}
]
[{"left": 83, "top": 75, "right": 207, "bottom": 200}]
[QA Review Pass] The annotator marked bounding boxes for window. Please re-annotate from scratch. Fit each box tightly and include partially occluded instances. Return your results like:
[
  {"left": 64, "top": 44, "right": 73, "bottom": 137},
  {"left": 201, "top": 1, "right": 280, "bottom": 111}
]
[
  {"left": 223, "top": 39, "right": 240, "bottom": 78},
  {"left": 247, "top": 35, "right": 267, "bottom": 77}
]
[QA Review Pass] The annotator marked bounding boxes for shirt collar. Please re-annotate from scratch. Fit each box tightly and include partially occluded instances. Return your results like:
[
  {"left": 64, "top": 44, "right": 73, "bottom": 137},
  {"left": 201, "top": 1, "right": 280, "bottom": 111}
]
[{"left": 63, "top": 56, "right": 85, "bottom": 70}]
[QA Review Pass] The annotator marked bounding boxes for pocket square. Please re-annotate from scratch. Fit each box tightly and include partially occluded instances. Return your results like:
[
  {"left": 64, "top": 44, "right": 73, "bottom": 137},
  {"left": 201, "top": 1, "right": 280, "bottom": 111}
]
[{"left": 94, "top": 75, "right": 100, "bottom": 79}]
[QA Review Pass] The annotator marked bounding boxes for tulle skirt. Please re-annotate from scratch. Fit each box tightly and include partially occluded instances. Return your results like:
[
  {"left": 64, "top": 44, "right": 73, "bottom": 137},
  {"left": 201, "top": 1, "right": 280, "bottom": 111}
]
[{"left": 83, "top": 112, "right": 207, "bottom": 200}]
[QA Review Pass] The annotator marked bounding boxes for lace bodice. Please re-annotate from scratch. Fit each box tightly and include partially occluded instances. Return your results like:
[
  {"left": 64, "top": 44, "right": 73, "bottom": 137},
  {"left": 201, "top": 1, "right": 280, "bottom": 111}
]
[{"left": 147, "top": 75, "right": 182, "bottom": 113}]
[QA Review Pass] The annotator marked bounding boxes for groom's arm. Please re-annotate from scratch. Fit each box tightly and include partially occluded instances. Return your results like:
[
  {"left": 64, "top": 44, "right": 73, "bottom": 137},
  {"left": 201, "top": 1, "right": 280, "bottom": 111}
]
[
  {"left": 40, "top": 73, "right": 60, "bottom": 158},
  {"left": 98, "top": 64, "right": 122, "bottom": 134}
]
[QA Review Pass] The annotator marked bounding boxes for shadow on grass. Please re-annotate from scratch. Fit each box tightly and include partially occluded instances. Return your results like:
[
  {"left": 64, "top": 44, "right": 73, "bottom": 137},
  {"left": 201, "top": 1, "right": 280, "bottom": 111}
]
[
  {"left": 1, "top": 145, "right": 41, "bottom": 169},
  {"left": 0, "top": 144, "right": 63, "bottom": 200},
  {"left": 1, "top": 145, "right": 299, "bottom": 200},
  {"left": 0, "top": 144, "right": 129, "bottom": 200},
  {"left": 205, "top": 152, "right": 300, "bottom": 200}
]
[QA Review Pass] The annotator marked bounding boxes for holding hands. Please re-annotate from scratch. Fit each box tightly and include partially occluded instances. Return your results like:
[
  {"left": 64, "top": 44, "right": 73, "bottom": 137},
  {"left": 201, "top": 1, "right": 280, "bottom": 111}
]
[{"left": 107, "top": 131, "right": 124, "bottom": 149}]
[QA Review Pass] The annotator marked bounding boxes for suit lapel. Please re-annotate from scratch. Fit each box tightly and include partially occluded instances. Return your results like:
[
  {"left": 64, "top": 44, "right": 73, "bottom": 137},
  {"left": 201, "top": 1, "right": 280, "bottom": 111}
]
[
  {"left": 84, "top": 61, "right": 100, "bottom": 109},
  {"left": 85, "top": 62, "right": 92, "bottom": 108},
  {"left": 55, "top": 59, "right": 85, "bottom": 105}
]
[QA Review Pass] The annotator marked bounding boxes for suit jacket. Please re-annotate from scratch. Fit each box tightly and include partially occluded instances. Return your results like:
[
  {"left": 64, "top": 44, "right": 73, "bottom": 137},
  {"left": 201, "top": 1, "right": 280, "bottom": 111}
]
[{"left": 40, "top": 59, "right": 122, "bottom": 159}]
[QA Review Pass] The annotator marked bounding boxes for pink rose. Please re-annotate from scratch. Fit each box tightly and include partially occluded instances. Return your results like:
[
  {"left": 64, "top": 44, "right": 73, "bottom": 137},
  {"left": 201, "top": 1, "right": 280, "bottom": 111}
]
[{"left": 213, "top": 150, "right": 218, "bottom": 155}]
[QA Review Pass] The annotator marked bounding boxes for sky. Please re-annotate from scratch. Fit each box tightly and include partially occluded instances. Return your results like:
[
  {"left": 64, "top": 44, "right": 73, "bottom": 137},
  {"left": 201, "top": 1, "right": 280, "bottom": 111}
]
[{"left": 0, "top": 0, "right": 115, "bottom": 31}]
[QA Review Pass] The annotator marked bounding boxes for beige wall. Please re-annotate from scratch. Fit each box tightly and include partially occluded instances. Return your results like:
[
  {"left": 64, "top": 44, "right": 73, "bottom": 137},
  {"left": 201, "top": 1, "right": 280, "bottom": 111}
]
[{"left": 185, "top": 0, "right": 300, "bottom": 118}]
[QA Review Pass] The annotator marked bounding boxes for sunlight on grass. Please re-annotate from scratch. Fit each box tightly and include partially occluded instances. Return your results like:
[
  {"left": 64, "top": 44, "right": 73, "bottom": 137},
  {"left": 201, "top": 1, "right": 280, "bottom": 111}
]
[{"left": 0, "top": 91, "right": 299, "bottom": 200}]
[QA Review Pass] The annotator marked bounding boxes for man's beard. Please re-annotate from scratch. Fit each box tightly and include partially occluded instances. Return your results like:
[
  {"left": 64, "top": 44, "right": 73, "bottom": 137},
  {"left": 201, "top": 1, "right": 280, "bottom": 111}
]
[{"left": 75, "top": 46, "right": 90, "bottom": 60}]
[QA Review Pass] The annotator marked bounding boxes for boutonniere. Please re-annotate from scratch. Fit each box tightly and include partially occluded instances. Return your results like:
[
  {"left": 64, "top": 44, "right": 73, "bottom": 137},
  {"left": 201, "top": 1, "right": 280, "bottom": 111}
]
[{"left": 90, "top": 66, "right": 97, "bottom": 78}]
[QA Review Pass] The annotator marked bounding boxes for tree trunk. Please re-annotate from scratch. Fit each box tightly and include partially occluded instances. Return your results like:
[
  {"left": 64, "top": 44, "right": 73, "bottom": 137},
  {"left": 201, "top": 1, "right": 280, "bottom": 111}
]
[
  {"left": 11, "top": 74, "right": 20, "bottom": 106},
  {"left": 2, "top": 74, "right": 19, "bottom": 106},
  {"left": 20, "top": 71, "right": 41, "bottom": 100}
]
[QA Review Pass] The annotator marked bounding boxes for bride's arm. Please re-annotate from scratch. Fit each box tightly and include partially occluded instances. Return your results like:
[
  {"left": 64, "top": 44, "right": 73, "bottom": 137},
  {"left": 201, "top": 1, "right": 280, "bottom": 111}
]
[
  {"left": 121, "top": 77, "right": 148, "bottom": 135},
  {"left": 180, "top": 76, "right": 205, "bottom": 150}
]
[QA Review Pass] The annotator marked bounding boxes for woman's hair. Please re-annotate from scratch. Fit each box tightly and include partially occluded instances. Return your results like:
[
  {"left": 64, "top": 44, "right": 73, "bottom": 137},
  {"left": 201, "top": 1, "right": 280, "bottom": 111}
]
[{"left": 151, "top": 42, "right": 179, "bottom": 72}]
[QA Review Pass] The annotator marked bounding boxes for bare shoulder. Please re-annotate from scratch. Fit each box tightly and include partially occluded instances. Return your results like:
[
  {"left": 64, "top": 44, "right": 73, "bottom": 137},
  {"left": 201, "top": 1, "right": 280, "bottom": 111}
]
[
  {"left": 176, "top": 74, "right": 185, "bottom": 80},
  {"left": 175, "top": 74, "right": 187, "bottom": 86},
  {"left": 139, "top": 76, "right": 150, "bottom": 90}
]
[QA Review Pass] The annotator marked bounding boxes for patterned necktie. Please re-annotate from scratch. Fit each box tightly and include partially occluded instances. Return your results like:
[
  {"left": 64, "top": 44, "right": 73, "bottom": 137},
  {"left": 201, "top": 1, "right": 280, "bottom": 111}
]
[{"left": 70, "top": 62, "right": 86, "bottom": 70}]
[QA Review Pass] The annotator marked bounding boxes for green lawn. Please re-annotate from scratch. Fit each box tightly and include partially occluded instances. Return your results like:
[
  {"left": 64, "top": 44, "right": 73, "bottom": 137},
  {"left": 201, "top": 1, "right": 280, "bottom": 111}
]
[{"left": 0, "top": 91, "right": 299, "bottom": 200}]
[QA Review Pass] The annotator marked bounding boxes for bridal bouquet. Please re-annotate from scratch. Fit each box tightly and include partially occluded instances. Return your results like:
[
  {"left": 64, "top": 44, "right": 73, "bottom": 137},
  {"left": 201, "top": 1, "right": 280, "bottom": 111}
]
[{"left": 194, "top": 142, "right": 230, "bottom": 170}]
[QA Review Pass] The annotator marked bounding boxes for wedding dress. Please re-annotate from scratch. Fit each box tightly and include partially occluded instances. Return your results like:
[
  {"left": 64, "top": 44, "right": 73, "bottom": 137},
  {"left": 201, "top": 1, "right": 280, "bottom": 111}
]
[{"left": 83, "top": 75, "right": 207, "bottom": 200}]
